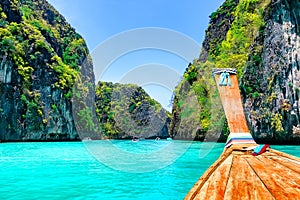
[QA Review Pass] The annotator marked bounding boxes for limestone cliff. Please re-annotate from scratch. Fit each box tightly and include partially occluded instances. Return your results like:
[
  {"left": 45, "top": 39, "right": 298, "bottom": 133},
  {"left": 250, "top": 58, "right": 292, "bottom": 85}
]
[
  {"left": 241, "top": 0, "right": 300, "bottom": 143},
  {"left": 0, "top": 0, "right": 95, "bottom": 141},
  {"left": 95, "top": 82, "right": 170, "bottom": 139},
  {"left": 171, "top": 0, "right": 300, "bottom": 144}
]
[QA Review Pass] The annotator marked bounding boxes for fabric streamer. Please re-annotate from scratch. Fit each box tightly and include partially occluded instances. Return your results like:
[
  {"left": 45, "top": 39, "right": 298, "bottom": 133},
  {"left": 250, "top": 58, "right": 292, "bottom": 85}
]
[
  {"left": 252, "top": 144, "right": 270, "bottom": 156},
  {"left": 219, "top": 71, "right": 232, "bottom": 86}
]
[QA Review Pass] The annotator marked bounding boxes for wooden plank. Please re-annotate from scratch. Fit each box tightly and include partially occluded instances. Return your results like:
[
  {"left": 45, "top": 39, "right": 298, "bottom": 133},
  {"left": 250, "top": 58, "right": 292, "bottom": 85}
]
[
  {"left": 245, "top": 156, "right": 300, "bottom": 199},
  {"left": 185, "top": 148, "right": 234, "bottom": 200},
  {"left": 214, "top": 74, "right": 249, "bottom": 133},
  {"left": 256, "top": 156, "right": 300, "bottom": 185},
  {"left": 195, "top": 155, "right": 233, "bottom": 200},
  {"left": 269, "top": 149, "right": 300, "bottom": 163},
  {"left": 224, "top": 155, "right": 275, "bottom": 200},
  {"left": 267, "top": 156, "right": 300, "bottom": 174}
]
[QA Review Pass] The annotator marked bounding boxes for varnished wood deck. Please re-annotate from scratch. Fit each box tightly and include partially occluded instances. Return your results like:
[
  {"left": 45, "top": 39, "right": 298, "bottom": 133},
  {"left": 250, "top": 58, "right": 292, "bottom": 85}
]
[{"left": 185, "top": 144, "right": 300, "bottom": 200}]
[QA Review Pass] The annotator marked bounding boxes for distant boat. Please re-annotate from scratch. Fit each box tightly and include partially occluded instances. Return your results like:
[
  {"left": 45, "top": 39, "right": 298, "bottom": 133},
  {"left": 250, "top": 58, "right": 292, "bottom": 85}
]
[
  {"left": 82, "top": 137, "right": 92, "bottom": 141},
  {"left": 132, "top": 136, "right": 139, "bottom": 142}
]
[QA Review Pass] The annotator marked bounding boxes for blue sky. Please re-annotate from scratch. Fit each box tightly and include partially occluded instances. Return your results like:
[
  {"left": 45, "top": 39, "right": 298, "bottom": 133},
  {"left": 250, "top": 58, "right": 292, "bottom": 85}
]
[{"left": 47, "top": 0, "right": 224, "bottom": 110}]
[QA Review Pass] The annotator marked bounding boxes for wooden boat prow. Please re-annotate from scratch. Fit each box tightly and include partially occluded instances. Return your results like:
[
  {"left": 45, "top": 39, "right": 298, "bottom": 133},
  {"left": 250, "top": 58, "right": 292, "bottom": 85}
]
[
  {"left": 185, "top": 143, "right": 300, "bottom": 199},
  {"left": 185, "top": 68, "right": 300, "bottom": 199}
]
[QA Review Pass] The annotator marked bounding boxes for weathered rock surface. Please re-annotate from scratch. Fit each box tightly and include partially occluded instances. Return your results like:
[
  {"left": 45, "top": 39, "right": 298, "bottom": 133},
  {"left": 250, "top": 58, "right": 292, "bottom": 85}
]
[{"left": 242, "top": 0, "right": 300, "bottom": 143}]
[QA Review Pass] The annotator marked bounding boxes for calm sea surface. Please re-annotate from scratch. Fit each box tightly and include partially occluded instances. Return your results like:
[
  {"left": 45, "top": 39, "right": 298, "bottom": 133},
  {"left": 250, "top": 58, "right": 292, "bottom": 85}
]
[{"left": 0, "top": 140, "right": 299, "bottom": 200}]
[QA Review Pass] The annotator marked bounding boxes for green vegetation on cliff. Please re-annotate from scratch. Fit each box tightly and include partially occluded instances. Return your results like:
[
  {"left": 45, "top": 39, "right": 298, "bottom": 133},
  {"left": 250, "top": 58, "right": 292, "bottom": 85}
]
[
  {"left": 173, "top": 0, "right": 300, "bottom": 143},
  {"left": 214, "top": 0, "right": 270, "bottom": 77},
  {"left": 95, "top": 82, "right": 170, "bottom": 139},
  {"left": 171, "top": 0, "right": 272, "bottom": 141},
  {"left": 0, "top": 0, "right": 94, "bottom": 140}
]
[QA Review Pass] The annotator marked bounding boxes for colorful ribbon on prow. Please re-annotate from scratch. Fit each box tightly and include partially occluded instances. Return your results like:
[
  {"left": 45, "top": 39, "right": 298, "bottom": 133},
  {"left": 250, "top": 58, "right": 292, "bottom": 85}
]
[{"left": 219, "top": 71, "right": 232, "bottom": 86}]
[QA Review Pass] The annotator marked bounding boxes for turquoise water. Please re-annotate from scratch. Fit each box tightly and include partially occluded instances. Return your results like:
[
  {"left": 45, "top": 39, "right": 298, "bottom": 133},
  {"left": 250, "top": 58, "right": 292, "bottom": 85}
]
[{"left": 0, "top": 141, "right": 299, "bottom": 200}]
